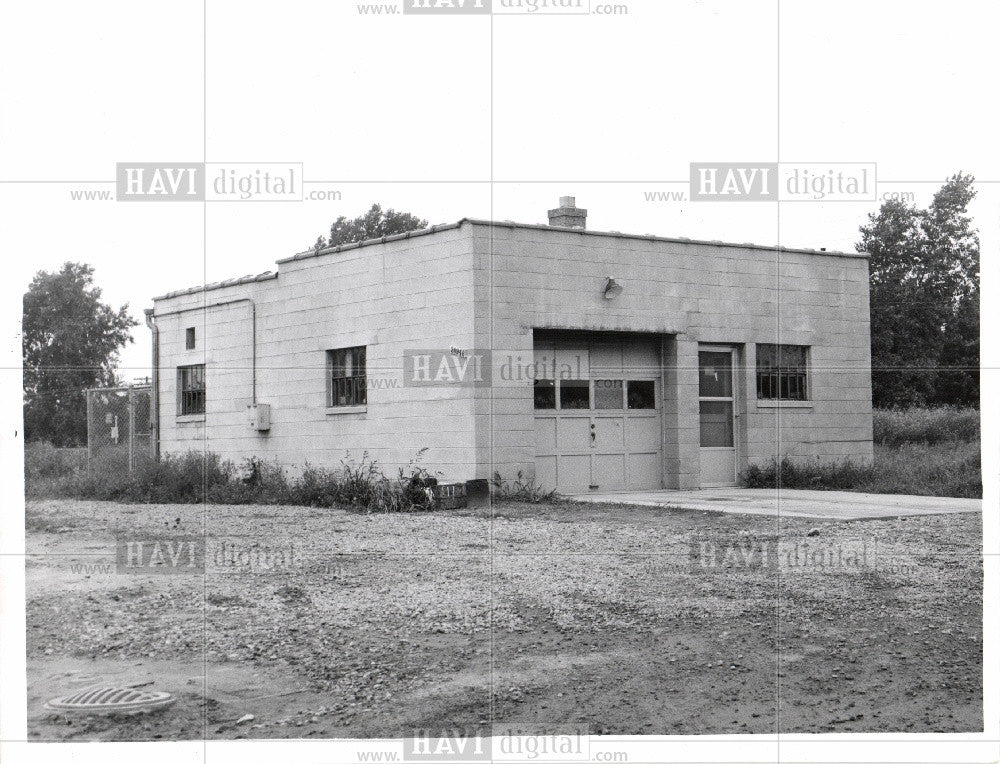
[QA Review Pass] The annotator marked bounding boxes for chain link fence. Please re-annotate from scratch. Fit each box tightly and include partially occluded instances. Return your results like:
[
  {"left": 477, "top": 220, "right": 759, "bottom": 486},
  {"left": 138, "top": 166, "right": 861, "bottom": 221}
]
[{"left": 86, "top": 384, "right": 153, "bottom": 475}]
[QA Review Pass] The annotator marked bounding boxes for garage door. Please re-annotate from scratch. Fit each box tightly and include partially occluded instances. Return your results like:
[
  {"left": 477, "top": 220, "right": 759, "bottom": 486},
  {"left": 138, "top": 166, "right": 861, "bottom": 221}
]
[{"left": 533, "top": 335, "right": 662, "bottom": 494}]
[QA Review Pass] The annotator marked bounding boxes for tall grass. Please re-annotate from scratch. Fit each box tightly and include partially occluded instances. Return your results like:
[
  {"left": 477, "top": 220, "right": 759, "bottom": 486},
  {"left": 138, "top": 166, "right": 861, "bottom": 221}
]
[
  {"left": 743, "top": 443, "right": 980, "bottom": 498},
  {"left": 23, "top": 443, "right": 87, "bottom": 485},
  {"left": 25, "top": 446, "right": 441, "bottom": 513},
  {"left": 870, "top": 441, "right": 981, "bottom": 498},
  {"left": 27, "top": 406, "right": 982, "bottom": 505},
  {"left": 742, "top": 406, "right": 981, "bottom": 498},
  {"left": 873, "top": 406, "right": 979, "bottom": 447}
]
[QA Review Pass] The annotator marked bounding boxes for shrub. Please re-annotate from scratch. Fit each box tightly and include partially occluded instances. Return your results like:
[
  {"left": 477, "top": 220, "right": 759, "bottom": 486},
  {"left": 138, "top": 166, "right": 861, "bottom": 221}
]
[
  {"left": 742, "top": 457, "right": 877, "bottom": 491},
  {"left": 285, "top": 464, "right": 341, "bottom": 507},
  {"left": 490, "top": 470, "right": 559, "bottom": 503},
  {"left": 206, "top": 456, "right": 292, "bottom": 505},
  {"left": 873, "top": 406, "right": 979, "bottom": 447},
  {"left": 280, "top": 450, "right": 439, "bottom": 512},
  {"left": 136, "top": 452, "right": 233, "bottom": 503},
  {"left": 333, "top": 450, "right": 439, "bottom": 513}
]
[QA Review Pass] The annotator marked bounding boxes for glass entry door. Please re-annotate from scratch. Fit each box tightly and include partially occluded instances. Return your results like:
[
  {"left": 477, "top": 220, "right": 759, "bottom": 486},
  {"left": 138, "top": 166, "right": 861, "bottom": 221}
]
[{"left": 698, "top": 349, "right": 737, "bottom": 487}]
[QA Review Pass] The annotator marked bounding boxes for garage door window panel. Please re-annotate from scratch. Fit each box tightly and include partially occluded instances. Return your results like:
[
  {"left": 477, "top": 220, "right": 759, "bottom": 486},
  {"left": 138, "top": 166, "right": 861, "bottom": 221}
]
[
  {"left": 558, "top": 379, "right": 590, "bottom": 410},
  {"left": 594, "top": 379, "right": 624, "bottom": 409},
  {"left": 627, "top": 380, "right": 655, "bottom": 409},
  {"left": 534, "top": 379, "right": 556, "bottom": 409}
]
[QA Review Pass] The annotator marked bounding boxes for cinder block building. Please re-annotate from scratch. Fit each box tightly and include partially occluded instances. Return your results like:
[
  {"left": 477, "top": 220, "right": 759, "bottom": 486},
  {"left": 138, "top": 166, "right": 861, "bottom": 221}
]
[{"left": 147, "top": 197, "right": 873, "bottom": 493}]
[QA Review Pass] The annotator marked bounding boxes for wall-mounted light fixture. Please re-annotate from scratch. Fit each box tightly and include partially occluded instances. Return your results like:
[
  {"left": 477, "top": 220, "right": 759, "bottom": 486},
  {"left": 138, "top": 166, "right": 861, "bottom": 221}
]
[{"left": 603, "top": 277, "right": 623, "bottom": 300}]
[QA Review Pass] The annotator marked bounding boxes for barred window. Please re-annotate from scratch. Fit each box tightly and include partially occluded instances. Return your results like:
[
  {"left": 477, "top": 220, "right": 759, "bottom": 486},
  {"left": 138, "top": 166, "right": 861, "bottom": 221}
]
[
  {"left": 756, "top": 344, "right": 808, "bottom": 401},
  {"left": 178, "top": 364, "right": 205, "bottom": 415},
  {"left": 327, "top": 346, "right": 367, "bottom": 407}
]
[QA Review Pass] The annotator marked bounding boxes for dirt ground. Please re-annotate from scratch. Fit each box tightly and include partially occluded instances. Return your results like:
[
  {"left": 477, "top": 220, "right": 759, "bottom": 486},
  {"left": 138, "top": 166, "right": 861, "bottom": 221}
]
[{"left": 24, "top": 498, "right": 982, "bottom": 739}]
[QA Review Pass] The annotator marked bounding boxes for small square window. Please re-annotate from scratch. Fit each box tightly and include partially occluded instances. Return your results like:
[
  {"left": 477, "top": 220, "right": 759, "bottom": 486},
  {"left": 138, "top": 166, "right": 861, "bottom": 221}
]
[{"left": 185, "top": 327, "right": 196, "bottom": 349}]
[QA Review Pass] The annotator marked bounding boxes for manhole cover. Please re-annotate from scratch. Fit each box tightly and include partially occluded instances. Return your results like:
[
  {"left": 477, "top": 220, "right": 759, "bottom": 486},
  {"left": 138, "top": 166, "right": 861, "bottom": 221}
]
[{"left": 46, "top": 687, "right": 174, "bottom": 714}]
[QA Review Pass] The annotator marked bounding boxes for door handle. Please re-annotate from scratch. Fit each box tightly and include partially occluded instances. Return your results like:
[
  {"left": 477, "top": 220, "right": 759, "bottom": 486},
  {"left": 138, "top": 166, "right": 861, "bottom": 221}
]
[{"left": 590, "top": 422, "right": 596, "bottom": 444}]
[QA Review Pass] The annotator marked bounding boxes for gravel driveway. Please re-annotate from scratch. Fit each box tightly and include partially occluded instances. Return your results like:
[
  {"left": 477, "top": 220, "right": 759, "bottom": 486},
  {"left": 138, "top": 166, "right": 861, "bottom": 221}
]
[{"left": 25, "top": 498, "right": 982, "bottom": 739}]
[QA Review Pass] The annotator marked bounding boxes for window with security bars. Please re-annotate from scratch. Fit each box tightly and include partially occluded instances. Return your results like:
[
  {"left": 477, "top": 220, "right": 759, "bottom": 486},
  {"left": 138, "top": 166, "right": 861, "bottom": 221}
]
[
  {"left": 178, "top": 364, "right": 205, "bottom": 415},
  {"left": 756, "top": 344, "right": 808, "bottom": 400},
  {"left": 327, "top": 346, "right": 367, "bottom": 407}
]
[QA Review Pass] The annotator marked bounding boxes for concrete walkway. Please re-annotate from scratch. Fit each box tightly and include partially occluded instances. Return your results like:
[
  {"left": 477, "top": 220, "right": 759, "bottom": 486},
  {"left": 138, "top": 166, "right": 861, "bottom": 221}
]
[{"left": 568, "top": 487, "right": 981, "bottom": 521}]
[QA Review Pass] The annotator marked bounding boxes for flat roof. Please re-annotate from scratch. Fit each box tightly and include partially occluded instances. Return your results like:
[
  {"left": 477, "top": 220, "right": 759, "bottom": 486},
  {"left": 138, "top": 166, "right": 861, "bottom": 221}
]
[{"left": 154, "top": 218, "right": 867, "bottom": 300}]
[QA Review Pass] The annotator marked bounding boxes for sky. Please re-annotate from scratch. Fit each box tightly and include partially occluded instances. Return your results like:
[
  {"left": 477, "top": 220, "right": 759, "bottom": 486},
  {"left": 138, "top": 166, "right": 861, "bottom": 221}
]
[{"left": 2, "top": 0, "right": 997, "bottom": 377}]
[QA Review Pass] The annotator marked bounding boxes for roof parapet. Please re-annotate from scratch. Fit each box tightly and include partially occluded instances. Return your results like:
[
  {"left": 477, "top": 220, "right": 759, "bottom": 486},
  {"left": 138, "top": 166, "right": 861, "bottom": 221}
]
[{"left": 153, "top": 218, "right": 867, "bottom": 301}]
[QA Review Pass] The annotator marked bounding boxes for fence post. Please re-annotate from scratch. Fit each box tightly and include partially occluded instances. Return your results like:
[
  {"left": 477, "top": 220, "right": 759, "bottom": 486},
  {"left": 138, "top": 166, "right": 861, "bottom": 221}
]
[
  {"left": 86, "top": 389, "right": 93, "bottom": 476},
  {"left": 128, "top": 385, "right": 135, "bottom": 475}
]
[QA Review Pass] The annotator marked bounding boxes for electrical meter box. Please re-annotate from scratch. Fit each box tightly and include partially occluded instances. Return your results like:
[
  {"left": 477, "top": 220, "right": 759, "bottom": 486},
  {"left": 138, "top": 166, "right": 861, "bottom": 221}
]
[{"left": 249, "top": 403, "right": 271, "bottom": 432}]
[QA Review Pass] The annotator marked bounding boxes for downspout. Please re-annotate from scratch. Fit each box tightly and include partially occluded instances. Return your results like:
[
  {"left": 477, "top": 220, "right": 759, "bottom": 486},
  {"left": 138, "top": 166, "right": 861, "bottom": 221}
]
[
  {"left": 250, "top": 302, "right": 256, "bottom": 404},
  {"left": 151, "top": 297, "right": 257, "bottom": 404},
  {"left": 144, "top": 308, "right": 160, "bottom": 461}
]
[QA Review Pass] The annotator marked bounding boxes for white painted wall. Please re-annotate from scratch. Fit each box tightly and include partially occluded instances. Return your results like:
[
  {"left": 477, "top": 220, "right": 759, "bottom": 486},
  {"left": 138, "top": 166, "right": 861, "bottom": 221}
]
[
  {"left": 472, "top": 222, "right": 873, "bottom": 488},
  {"left": 153, "top": 224, "right": 480, "bottom": 481}
]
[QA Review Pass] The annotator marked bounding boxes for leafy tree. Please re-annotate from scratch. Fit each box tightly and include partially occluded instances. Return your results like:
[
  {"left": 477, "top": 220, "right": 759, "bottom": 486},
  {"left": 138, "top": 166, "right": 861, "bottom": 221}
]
[
  {"left": 23, "top": 263, "right": 138, "bottom": 446},
  {"left": 312, "top": 203, "right": 428, "bottom": 251},
  {"left": 857, "top": 173, "right": 979, "bottom": 407},
  {"left": 936, "top": 284, "right": 979, "bottom": 405}
]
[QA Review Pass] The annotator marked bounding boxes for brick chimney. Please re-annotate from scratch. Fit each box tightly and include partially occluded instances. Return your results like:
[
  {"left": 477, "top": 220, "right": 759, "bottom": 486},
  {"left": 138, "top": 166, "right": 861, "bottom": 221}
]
[{"left": 547, "top": 196, "right": 587, "bottom": 229}]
